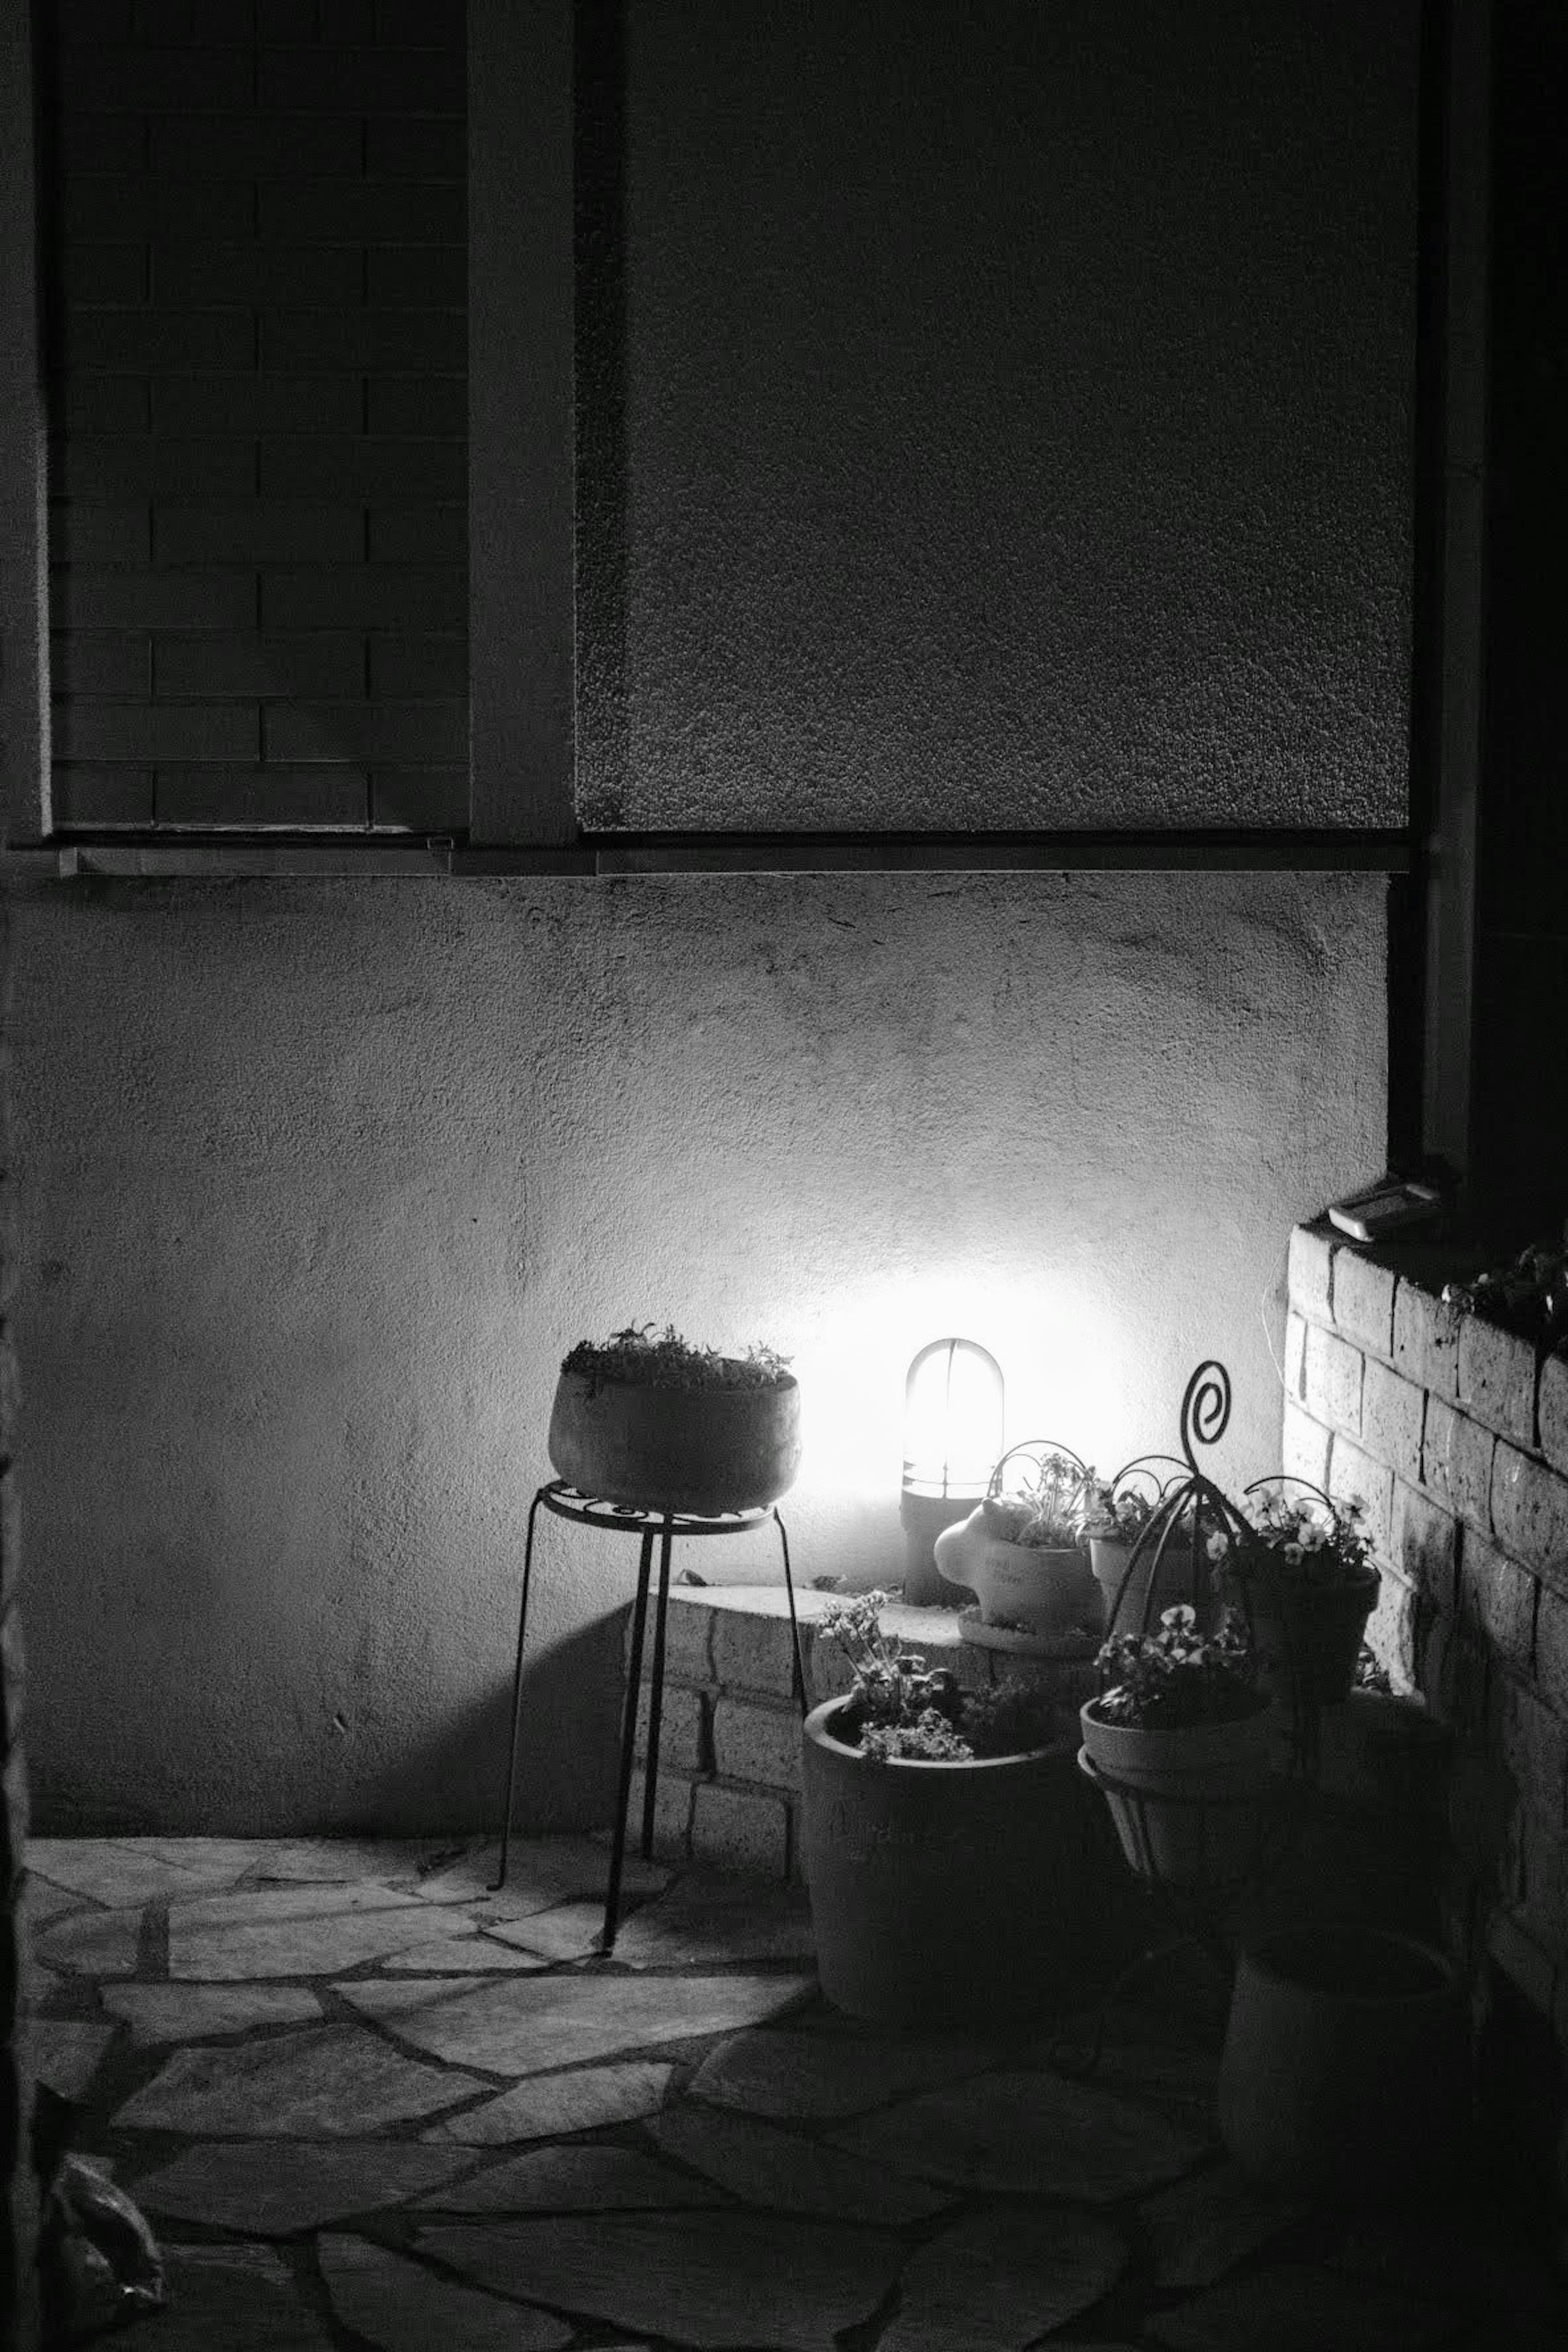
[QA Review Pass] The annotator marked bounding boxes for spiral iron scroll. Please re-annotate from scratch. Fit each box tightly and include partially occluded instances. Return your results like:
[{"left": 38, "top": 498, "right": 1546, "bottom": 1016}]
[
  {"left": 1100, "top": 1358, "right": 1251, "bottom": 1649},
  {"left": 1179, "top": 1359, "right": 1231, "bottom": 1472}
]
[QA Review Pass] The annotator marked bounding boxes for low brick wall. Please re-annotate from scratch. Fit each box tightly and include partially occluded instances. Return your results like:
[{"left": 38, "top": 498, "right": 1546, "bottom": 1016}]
[
  {"left": 1287, "top": 1219, "right": 1568, "bottom": 2229},
  {"left": 621, "top": 1587, "right": 1096, "bottom": 1882}
]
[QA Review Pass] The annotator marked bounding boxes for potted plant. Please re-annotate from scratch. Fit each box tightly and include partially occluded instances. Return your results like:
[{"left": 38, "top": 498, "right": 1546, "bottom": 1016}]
[
  {"left": 1078, "top": 1462, "right": 1225, "bottom": 1635},
  {"left": 931, "top": 1448, "right": 1099, "bottom": 1638},
  {"left": 1078, "top": 1605, "right": 1272, "bottom": 1892},
  {"left": 547, "top": 1323, "right": 800, "bottom": 1515},
  {"left": 800, "top": 1591, "right": 1123, "bottom": 2025},
  {"left": 1216, "top": 1483, "right": 1379, "bottom": 1708}
]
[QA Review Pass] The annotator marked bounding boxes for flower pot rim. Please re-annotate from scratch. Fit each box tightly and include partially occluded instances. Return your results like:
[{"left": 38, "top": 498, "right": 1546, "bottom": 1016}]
[
  {"left": 1080, "top": 1690, "right": 1272, "bottom": 1735},
  {"left": 1238, "top": 1920, "right": 1457, "bottom": 2007},
  {"left": 1228, "top": 1555, "right": 1380, "bottom": 1592},
  {"left": 982, "top": 1537, "right": 1086, "bottom": 1560},
  {"left": 805, "top": 1694, "right": 1063, "bottom": 1770},
  {"left": 554, "top": 1365, "right": 799, "bottom": 1396}
]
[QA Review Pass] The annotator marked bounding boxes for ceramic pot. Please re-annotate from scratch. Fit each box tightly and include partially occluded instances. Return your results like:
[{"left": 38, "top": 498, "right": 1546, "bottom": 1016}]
[
  {"left": 800, "top": 1697, "right": 1118, "bottom": 2027},
  {"left": 1078, "top": 1696, "right": 1273, "bottom": 1891},
  {"left": 1089, "top": 1534, "right": 1213, "bottom": 1636},
  {"left": 547, "top": 1370, "right": 801, "bottom": 1516},
  {"left": 934, "top": 1506, "right": 1099, "bottom": 1635},
  {"left": 1231, "top": 1562, "right": 1380, "bottom": 1707},
  {"left": 1219, "top": 1923, "right": 1466, "bottom": 2199}
]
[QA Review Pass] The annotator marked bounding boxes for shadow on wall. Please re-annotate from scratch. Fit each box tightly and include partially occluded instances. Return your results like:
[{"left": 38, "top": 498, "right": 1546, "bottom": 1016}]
[
  {"left": 367, "top": 1611, "right": 626, "bottom": 1841},
  {"left": 34, "top": 1615, "right": 624, "bottom": 1844}
]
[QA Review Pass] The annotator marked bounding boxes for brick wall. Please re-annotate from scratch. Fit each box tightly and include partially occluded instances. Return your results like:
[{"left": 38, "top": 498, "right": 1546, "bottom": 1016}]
[
  {"left": 624, "top": 1586, "right": 1099, "bottom": 1883},
  {"left": 44, "top": 0, "right": 467, "bottom": 837},
  {"left": 1287, "top": 1220, "right": 1568, "bottom": 2231}
]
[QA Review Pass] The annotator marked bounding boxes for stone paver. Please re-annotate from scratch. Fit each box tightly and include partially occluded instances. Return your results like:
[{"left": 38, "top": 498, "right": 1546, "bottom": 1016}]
[
  {"left": 608, "top": 1872, "right": 814, "bottom": 1966},
  {"left": 26, "top": 1837, "right": 253, "bottom": 1907},
  {"left": 487, "top": 1900, "right": 608, "bottom": 1962},
  {"left": 24, "top": 2020, "right": 117, "bottom": 2099},
  {"left": 131, "top": 2140, "right": 474, "bottom": 2234},
  {"left": 168, "top": 1882, "right": 450, "bottom": 1979},
  {"left": 29, "top": 1837, "right": 1560, "bottom": 2352},
  {"left": 102, "top": 1982, "right": 323, "bottom": 2045},
  {"left": 688, "top": 2025, "right": 997, "bottom": 2120},
  {"left": 419, "top": 2212, "right": 904, "bottom": 2352},
  {"left": 1144, "top": 2262, "right": 1459, "bottom": 2352},
  {"left": 21, "top": 1875, "right": 90, "bottom": 1927},
  {"left": 1139, "top": 2160, "right": 1308, "bottom": 2290},
  {"left": 339, "top": 1971, "right": 814, "bottom": 2074},
  {"left": 114, "top": 2023, "right": 489, "bottom": 2136},
  {"left": 879, "top": 2207, "right": 1127, "bottom": 2352},
  {"left": 832, "top": 2068, "right": 1207, "bottom": 2201},
  {"left": 648, "top": 2105, "right": 951, "bottom": 2225},
  {"left": 413, "top": 2144, "right": 726, "bottom": 2214},
  {"left": 34, "top": 1905, "right": 142, "bottom": 1978},
  {"left": 242, "top": 1836, "right": 450, "bottom": 1885},
  {"left": 421, "top": 2061, "right": 675, "bottom": 2146},
  {"left": 148, "top": 2242, "right": 334, "bottom": 2351},
  {"left": 382, "top": 1933, "right": 549, "bottom": 1973},
  {"left": 413, "top": 1835, "right": 670, "bottom": 1918},
  {"left": 316, "top": 2234, "right": 572, "bottom": 2352}
]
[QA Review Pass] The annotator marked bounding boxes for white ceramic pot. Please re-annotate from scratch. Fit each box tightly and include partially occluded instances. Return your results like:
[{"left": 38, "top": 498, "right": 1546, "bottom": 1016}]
[{"left": 934, "top": 1506, "right": 1098, "bottom": 1635}]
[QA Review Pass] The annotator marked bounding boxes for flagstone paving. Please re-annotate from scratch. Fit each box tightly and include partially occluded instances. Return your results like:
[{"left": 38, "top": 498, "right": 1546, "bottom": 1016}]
[
  {"left": 25, "top": 1834, "right": 1568, "bottom": 2350},
  {"left": 420, "top": 2059, "right": 677, "bottom": 2146}
]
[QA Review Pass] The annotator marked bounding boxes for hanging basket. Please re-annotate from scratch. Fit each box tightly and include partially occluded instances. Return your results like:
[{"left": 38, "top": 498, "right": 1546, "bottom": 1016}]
[
  {"left": 1078, "top": 1697, "right": 1273, "bottom": 1893},
  {"left": 547, "top": 1370, "right": 802, "bottom": 1515}
]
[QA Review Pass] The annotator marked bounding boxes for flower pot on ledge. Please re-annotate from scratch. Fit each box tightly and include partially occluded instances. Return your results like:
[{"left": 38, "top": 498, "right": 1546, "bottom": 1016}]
[{"left": 934, "top": 1505, "right": 1100, "bottom": 1637}]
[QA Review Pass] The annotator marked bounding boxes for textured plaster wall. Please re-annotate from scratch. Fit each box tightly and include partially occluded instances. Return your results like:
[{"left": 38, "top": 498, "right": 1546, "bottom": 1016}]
[
  {"left": 15, "top": 871, "right": 1383, "bottom": 1832},
  {"left": 581, "top": 0, "right": 1419, "bottom": 831}
]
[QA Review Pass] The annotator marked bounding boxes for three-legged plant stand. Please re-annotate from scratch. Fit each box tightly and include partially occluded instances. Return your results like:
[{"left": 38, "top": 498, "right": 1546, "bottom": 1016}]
[{"left": 492, "top": 1481, "right": 803, "bottom": 1952}]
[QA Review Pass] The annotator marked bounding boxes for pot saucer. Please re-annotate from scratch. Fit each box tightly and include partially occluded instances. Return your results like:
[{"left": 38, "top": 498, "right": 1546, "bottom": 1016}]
[{"left": 957, "top": 1605, "right": 1098, "bottom": 1660}]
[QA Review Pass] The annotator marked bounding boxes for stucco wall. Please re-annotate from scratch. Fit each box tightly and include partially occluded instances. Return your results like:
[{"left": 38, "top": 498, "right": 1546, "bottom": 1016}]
[
  {"left": 15, "top": 869, "right": 1384, "bottom": 1833},
  {"left": 579, "top": 0, "right": 1419, "bottom": 830}
]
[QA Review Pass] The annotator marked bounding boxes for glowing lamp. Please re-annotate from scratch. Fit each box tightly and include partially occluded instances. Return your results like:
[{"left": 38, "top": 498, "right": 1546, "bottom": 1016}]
[{"left": 900, "top": 1337, "right": 1004, "bottom": 1605}]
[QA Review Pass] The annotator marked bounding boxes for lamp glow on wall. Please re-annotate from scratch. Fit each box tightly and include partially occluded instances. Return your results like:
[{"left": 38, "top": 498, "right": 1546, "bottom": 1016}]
[{"left": 899, "top": 1336, "right": 1004, "bottom": 1604}]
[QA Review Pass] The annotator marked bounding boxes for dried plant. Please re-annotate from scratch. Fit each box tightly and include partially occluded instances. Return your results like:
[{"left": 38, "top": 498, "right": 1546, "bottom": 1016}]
[{"left": 561, "top": 1323, "right": 792, "bottom": 1391}]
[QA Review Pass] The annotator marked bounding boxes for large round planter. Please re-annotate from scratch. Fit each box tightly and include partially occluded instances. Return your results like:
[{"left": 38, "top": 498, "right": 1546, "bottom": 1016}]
[
  {"left": 934, "top": 1507, "right": 1099, "bottom": 1635},
  {"left": 1230, "top": 1564, "right": 1380, "bottom": 1707},
  {"left": 547, "top": 1370, "right": 801, "bottom": 1515},
  {"left": 800, "top": 1698, "right": 1114, "bottom": 2027},
  {"left": 1089, "top": 1535, "right": 1212, "bottom": 1637},
  {"left": 1078, "top": 1697, "right": 1273, "bottom": 1892},
  {"left": 1219, "top": 1923, "right": 1466, "bottom": 2200}
]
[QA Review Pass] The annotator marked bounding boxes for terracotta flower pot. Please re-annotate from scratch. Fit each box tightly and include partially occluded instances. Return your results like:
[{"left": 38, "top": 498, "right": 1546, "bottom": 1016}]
[
  {"left": 800, "top": 1698, "right": 1116, "bottom": 2027},
  {"left": 1232, "top": 1562, "right": 1380, "bottom": 1707},
  {"left": 547, "top": 1369, "right": 801, "bottom": 1516},
  {"left": 1078, "top": 1696, "right": 1273, "bottom": 1891},
  {"left": 1088, "top": 1534, "right": 1213, "bottom": 1636},
  {"left": 1219, "top": 1923, "right": 1466, "bottom": 2199},
  {"left": 934, "top": 1506, "right": 1099, "bottom": 1635}
]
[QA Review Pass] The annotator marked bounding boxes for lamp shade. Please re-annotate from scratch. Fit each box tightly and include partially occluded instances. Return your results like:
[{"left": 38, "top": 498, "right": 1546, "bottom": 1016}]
[{"left": 901, "top": 1337, "right": 1004, "bottom": 1501}]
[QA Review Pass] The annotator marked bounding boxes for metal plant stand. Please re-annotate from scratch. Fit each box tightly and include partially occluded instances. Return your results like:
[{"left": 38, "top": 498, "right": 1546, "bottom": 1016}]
[
  {"left": 1069, "top": 1361, "right": 1321, "bottom": 2045},
  {"left": 492, "top": 1481, "right": 804, "bottom": 1951}
]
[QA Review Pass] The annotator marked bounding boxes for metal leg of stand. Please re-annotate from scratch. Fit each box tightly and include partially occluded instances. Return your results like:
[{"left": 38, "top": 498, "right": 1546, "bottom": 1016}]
[
  {"left": 640, "top": 1517, "right": 676, "bottom": 1858},
  {"left": 774, "top": 1508, "right": 806, "bottom": 1717},
  {"left": 602, "top": 1526, "right": 657, "bottom": 1954},
  {"left": 491, "top": 1485, "right": 548, "bottom": 1892}
]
